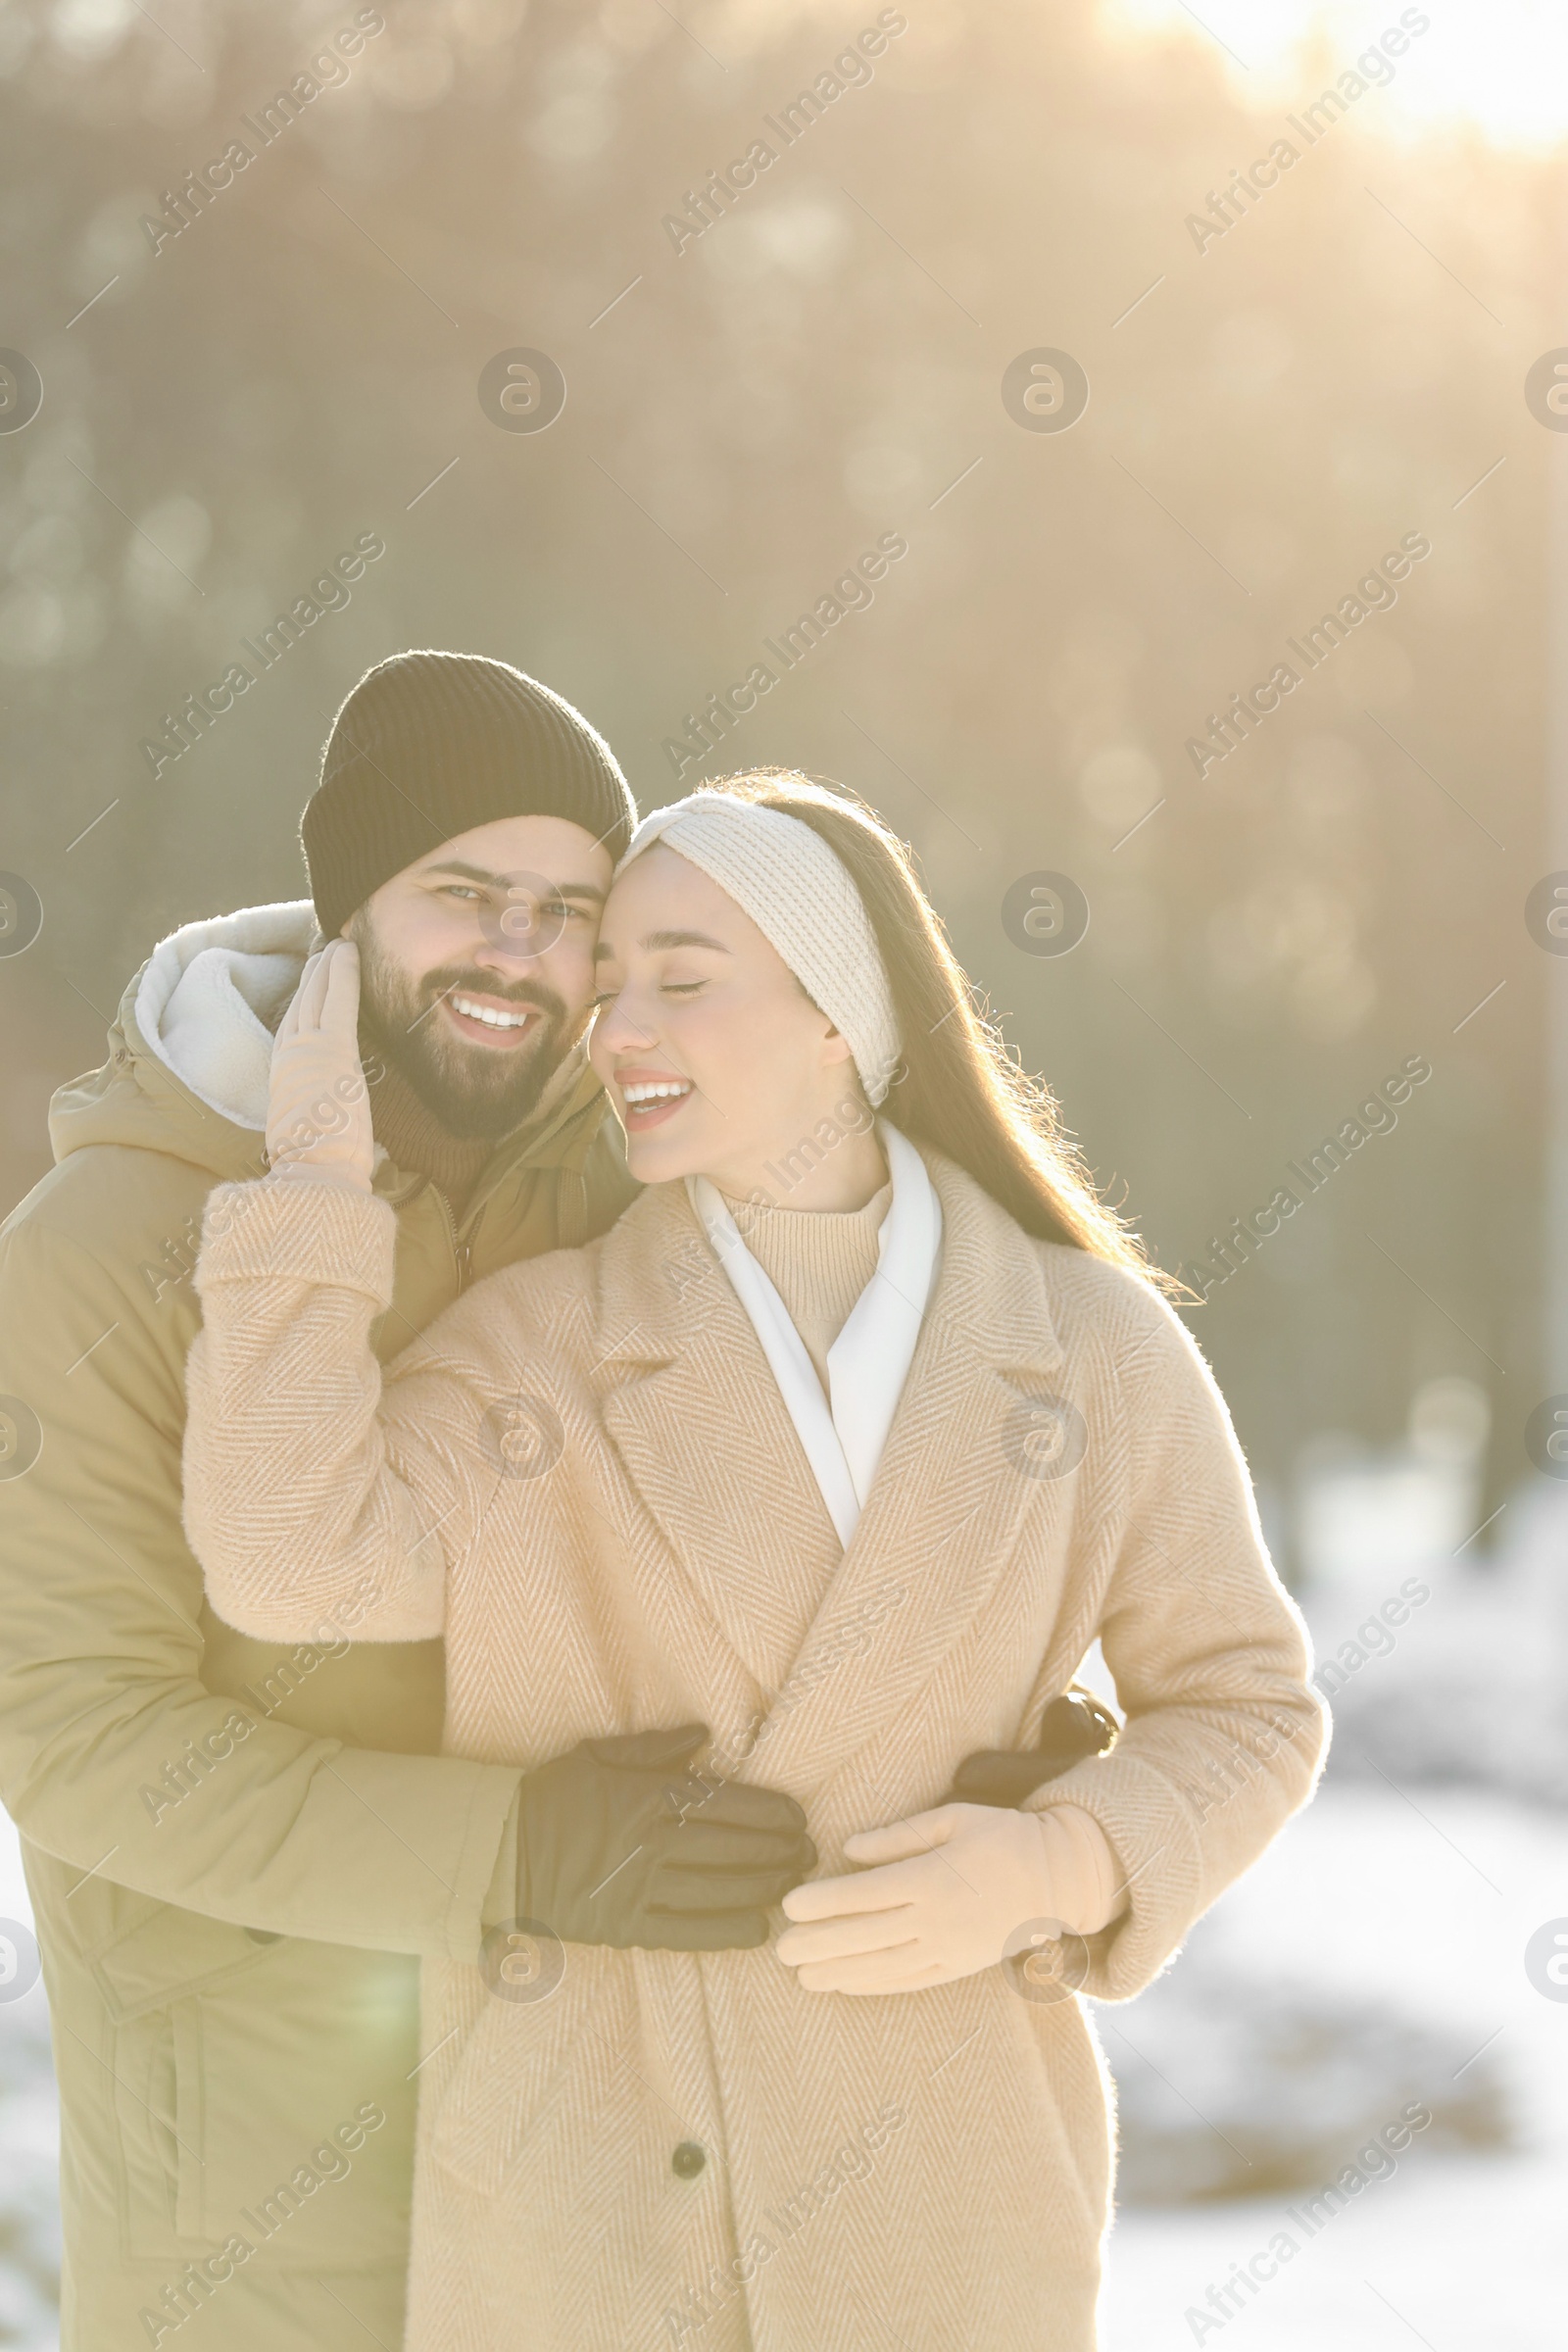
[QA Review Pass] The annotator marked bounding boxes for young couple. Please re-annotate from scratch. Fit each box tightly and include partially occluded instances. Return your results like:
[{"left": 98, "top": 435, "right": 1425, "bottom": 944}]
[{"left": 0, "top": 650, "right": 1323, "bottom": 2352}]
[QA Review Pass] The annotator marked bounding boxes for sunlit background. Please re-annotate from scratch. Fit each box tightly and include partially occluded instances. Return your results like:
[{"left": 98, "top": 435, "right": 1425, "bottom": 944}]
[{"left": 3, "top": 0, "right": 1568, "bottom": 2343}]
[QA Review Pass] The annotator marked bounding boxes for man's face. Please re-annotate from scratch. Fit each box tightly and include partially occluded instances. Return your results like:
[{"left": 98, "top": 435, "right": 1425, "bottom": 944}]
[{"left": 347, "top": 812, "right": 613, "bottom": 1139}]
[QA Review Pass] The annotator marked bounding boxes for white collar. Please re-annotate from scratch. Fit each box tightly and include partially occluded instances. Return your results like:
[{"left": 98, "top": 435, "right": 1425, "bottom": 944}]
[{"left": 687, "top": 1123, "right": 943, "bottom": 1546}]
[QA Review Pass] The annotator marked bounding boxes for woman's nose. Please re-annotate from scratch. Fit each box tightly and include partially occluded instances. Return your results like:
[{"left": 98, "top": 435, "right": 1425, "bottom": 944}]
[{"left": 595, "top": 992, "right": 659, "bottom": 1053}]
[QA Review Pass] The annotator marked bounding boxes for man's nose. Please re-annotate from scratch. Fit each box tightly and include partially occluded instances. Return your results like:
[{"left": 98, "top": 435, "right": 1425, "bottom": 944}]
[
  {"left": 470, "top": 898, "right": 556, "bottom": 972},
  {"left": 471, "top": 934, "right": 538, "bottom": 977}
]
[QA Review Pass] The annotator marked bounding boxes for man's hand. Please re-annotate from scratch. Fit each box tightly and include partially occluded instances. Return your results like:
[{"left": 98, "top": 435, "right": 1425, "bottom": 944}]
[
  {"left": 943, "top": 1690, "right": 1119, "bottom": 1808},
  {"left": 515, "top": 1725, "right": 817, "bottom": 1952},
  {"left": 266, "top": 938, "right": 375, "bottom": 1192}
]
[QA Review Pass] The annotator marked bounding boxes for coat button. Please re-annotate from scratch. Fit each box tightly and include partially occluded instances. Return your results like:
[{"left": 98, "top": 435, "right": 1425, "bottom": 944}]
[{"left": 671, "top": 2141, "right": 706, "bottom": 2179}]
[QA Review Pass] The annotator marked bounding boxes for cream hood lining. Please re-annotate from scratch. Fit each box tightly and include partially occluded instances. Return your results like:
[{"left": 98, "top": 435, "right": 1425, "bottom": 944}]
[{"left": 134, "top": 900, "right": 320, "bottom": 1132}]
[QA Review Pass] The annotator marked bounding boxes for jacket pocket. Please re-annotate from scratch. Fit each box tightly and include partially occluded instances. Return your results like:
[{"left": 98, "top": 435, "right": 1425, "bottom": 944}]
[
  {"left": 117, "top": 1995, "right": 207, "bottom": 2256},
  {"left": 111, "top": 1942, "right": 420, "bottom": 2265}
]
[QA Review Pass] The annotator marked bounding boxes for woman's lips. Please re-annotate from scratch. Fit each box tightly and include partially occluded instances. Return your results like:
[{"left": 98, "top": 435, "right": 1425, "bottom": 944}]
[{"left": 617, "top": 1074, "right": 694, "bottom": 1131}]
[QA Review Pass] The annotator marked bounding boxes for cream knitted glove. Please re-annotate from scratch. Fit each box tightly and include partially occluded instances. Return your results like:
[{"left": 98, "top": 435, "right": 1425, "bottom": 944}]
[
  {"left": 265, "top": 940, "right": 374, "bottom": 1193},
  {"left": 776, "top": 1801, "right": 1126, "bottom": 1995}
]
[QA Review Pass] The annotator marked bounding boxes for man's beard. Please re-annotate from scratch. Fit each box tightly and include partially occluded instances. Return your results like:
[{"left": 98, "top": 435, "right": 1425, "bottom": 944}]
[{"left": 351, "top": 920, "right": 577, "bottom": 1142}]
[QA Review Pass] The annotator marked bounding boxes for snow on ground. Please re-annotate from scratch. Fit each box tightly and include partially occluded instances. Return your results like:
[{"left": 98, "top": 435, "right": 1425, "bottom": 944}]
[
  {"left": 1098, "top": 1778, "right": 1568, "bottom": 2350},
  {"left": 0, "top": 1813, "right": 57, "bottom": 2352},
  {"left": 1102, "top": 2153, "right": 1564, "bottom": 2350},
  {"left": 0, "top": 1781, "right": 1563, "bottom": 2350}
]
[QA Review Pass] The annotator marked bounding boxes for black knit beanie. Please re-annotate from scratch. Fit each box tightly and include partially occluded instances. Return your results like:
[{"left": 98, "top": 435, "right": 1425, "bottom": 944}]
[{"left": 302, "top": 650, "right": 636, "bottom": 939}]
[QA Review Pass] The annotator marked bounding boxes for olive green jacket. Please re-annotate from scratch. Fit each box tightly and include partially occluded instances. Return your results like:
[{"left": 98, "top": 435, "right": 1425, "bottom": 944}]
[{"left": 0, "top": 901, "right": 635, "bottom": 2352}]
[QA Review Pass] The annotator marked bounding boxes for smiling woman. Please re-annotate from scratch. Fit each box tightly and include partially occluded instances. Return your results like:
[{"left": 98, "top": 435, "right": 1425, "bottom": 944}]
[
  {"left": 180, "top": 766, "right": 1324, "bottom": 2352},
  {"left": 595, "top": 772, "right": 1166, "bottom": 1271},
  {"left": 590, "top": 845, "right": 888, "bottom": 1205}
]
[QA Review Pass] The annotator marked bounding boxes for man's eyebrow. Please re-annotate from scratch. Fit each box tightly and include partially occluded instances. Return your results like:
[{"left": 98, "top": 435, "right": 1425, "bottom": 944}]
[
  {"left": 418, "top": 859, "right": 605, "bottom": 903},
  {"left": 592, "top": 927, "right": 734, "bottom": 962}
]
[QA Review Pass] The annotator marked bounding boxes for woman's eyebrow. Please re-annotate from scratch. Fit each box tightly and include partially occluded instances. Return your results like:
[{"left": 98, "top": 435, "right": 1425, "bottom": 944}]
[
  {"left": 593, "top": 927, "right": 733, "bottom": 961},
  {"left": 640, "top": 928, "right": 733, "bottom": 953}
]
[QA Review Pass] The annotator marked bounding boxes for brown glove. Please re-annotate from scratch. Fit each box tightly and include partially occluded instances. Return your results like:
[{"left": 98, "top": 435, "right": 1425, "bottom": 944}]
[
  {"left": 515, "top": 1724, "right": 816, "bottom": 1951},
  {"left": 944, "top": 1690, "right": 1117, "bottom": 1809}
]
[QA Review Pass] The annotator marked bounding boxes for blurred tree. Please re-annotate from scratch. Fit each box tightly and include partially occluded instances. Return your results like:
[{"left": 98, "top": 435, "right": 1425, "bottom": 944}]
[{"left": 0, "top": 0, "right": 1550, "bottom": 1541}]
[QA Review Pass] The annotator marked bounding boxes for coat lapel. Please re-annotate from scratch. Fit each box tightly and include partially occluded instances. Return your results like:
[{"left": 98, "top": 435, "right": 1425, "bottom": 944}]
[
  {"left": 590, "top": 1163, "right": 1074, "bottom": 1806},
  {"left": 748, "top": 1154, "right": 1071, "bottom": 1796},
  {"left": 592, "top": 1186, "right": 846, "bottom": 1705}
]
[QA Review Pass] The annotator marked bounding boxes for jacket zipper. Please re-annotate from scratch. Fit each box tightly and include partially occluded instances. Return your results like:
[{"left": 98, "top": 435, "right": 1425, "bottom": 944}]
[
  {"left": 422, "top": 1183, "right": 466, "bottom": 1294},
  {"left": 428, "top": 1183, "right": 485, "bottom": 1295}
]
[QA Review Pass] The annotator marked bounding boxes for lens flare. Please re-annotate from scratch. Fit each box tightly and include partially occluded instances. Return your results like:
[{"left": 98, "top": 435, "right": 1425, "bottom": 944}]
[{"left": 1101, "top": 0, "right": 1568, "bottom": 149}]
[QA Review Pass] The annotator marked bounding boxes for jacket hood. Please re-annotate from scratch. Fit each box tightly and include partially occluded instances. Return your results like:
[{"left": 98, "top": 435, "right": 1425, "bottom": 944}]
[
  {"left": 48, "top": 899, "right": 611, "bottom": 1191},
  {"left": 49, "top": 901, "right": 318, "bottom": 1181},
  {"left": 132, "top": 899, "right": 318, "bottom": 1131}
]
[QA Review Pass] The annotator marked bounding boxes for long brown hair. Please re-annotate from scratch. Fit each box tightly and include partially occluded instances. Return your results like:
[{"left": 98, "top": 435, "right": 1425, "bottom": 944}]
[{"left": 707, "top": 769, "right": 1168, "bottom": 1290}]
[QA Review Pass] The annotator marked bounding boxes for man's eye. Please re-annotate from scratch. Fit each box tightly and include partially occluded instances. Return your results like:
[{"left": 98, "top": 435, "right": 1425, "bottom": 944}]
[{"left": 441, "top": 884, "right": 482, "bottom": 902}]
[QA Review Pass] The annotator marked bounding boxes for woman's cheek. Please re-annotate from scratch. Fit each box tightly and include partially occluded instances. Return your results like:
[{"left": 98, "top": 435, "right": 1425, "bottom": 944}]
[{"left": 672, "top": 1002, "right": 740, "bottom": 1112}]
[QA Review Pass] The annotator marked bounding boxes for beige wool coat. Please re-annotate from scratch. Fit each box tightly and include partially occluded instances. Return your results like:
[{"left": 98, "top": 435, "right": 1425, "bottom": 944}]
[{"left": 183, "top": 1145, "right": 1326, "bottom": 2352}]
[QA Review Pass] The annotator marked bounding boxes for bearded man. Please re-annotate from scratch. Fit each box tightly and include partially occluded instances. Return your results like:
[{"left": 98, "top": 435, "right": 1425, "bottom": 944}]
[{"left": 0, "top": 653, "right": 811, "bottom": 2350}]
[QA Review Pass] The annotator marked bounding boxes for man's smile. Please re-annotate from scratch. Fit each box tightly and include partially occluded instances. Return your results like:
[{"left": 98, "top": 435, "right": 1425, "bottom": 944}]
[{"left": 440, "top": 987, "right": 545, "bottom": 1049}]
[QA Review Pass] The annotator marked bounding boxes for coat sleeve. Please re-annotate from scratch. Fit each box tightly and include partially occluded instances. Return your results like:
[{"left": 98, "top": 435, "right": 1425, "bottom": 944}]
[
  {"left": 1018, "top": 1274, "right": 1328, "bottom": 2001},
  {"left": 184, "top": 1176, "right": 495, "bottom": 1643},
  {"left": 0, "top": 1201, "right": 520, "bottom": 1961}
]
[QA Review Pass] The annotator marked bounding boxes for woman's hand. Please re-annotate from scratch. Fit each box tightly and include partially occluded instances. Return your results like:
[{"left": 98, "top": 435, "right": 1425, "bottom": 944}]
[
  {"left": 775, "top": 1800, "right": 1123, "bottom": 1994},
  {"left": 266, "top": 939, "right": 374, "bottom": 1192}
]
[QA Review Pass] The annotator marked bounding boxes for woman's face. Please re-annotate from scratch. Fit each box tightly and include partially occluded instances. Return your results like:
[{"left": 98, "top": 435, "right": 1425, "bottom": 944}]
[{"left": 589, "top": 844, "right": 864, "bottom": 1194}]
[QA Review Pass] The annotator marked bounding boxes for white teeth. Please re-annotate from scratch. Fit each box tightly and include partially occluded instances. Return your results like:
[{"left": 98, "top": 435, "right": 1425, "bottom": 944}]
[
  {"left": 622, "top": 1081, "right": 692, "bottom": 1104},
  {"left": 453, "top": 995, "right": 529, "bottom": 1030}
]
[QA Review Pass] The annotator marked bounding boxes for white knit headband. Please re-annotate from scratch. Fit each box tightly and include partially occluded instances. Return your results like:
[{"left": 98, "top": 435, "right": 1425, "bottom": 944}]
[{"left": 615, "top": 792, "right": 903, "bottom": 1104}]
